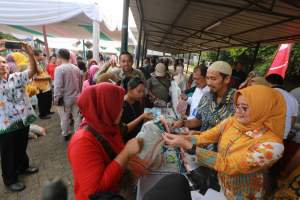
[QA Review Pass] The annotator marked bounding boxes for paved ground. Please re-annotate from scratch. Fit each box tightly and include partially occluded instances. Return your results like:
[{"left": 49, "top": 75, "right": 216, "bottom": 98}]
[{"left": 0, "top": 109, "right": 74, "bottom": 200}]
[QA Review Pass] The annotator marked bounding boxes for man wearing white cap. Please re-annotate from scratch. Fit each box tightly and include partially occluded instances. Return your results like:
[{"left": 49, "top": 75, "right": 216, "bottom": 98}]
[
  {"left": 147, "top": 63, "right": 171, "bottom": 105},
  {"left": 172, "top": 61, "right": 235, "bottom": 192},
  {"left": 173, "top": 61, "right": 235, "bottom": 142}
]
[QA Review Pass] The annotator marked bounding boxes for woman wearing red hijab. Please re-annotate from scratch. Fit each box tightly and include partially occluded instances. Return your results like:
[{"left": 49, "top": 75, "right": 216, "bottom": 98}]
[{"left": 68, "top": 83, "right": 143, "bottom": 200}]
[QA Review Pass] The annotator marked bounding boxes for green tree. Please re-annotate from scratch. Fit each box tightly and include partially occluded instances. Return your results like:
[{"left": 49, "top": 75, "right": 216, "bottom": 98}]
[
  {"left": 0, "top": 32, "right": 19, "bottom": 40},
  {"left": 287, "top": 43, "right": 300, "bottom": 77}
]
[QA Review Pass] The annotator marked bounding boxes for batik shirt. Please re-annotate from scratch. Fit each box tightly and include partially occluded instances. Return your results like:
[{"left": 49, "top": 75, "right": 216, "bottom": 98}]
[
  {"left": 196, "top": 88, "right": 235, "bottom": 132},
  {"left": 0, "top": 71, "right": 37, "bottom": 134},
  {"left": 193, "top": 117, "right": 284, "bottom": 200}
]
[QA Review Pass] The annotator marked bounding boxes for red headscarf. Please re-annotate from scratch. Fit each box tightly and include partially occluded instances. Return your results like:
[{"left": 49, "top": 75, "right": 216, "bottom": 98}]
[{"left": 77, "top": 83, "right": 126, "bottom": 153}]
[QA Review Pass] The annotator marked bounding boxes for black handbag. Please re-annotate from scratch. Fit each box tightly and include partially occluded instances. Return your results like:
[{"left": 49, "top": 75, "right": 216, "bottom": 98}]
[
  {"left": 85, "top": 126, "right": 126, "bottom": 200},
  {"left": 187, "top": 166, "right": 220, "bottom": 195}
]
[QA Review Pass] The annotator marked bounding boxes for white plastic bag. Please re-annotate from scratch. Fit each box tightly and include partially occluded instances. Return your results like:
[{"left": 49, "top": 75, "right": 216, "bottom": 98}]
[{"left": 30, "top": 124, "right": 46, "bottom": 136}]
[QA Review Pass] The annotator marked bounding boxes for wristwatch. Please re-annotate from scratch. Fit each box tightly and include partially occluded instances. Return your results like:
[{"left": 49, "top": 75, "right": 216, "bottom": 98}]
[{"left": 185, "top": 144, "right": 196, "bottom": 155}]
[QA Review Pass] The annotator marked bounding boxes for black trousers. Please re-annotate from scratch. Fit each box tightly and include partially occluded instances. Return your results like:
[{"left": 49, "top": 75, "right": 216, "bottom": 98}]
[
  {"left": 143, "top": 174, "right": 192, "bottom": 200},
  {"left": 0, "top": 126, "right": 30, "bottom": 185},
  {"left": 37, "top": 90, "right": 52, "bottom": 117}
]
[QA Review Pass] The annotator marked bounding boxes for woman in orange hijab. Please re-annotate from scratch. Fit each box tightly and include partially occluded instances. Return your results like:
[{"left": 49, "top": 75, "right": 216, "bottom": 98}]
[{"left": 163, "top": 85, "right": 286, "bottom": 200}]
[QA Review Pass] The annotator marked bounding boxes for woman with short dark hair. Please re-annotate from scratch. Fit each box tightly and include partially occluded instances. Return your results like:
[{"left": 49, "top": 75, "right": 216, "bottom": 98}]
[{"left": 121, "top": 77, "right": 154, "bottom": 142}]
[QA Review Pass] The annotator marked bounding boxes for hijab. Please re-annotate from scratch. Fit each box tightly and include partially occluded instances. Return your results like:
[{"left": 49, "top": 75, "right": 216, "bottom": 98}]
[
  {"left": 96, "top": 72, "right": 120, "bottom": 84},
  {"left": 233, "top": 85, "right": 286, "bottom": 138},
  {"left": 11, "top": 52, "right": 28, "bottom": 72},
  {"left": 88, "top": 65, "right": 100, "bottom": 85},
  {"left": 69, "top": 51, "right": 77, "bottom": 65},
  {"left": 77, "top": 83, "right": 125, "bottom": 152},
  {"left": 6, "top": 54, "right": 16, "bottom": 74},
  {"left": 77, "top": 83, "right": 148, "bottom": 180}
]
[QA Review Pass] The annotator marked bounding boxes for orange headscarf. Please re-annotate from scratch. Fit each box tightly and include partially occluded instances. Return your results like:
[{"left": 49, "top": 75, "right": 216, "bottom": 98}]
[{"left": 233, "top": 85, "right": 286, "bottom": 139}]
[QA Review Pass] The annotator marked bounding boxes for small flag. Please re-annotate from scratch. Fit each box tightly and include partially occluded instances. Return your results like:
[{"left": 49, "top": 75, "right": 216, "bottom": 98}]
[{"left": 266, "top": 43, "right": 293, "bottom": 78}]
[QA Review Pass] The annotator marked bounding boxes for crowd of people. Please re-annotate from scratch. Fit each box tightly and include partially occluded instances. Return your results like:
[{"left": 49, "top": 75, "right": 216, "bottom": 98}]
[{"left": 0, "top": 39, "right": 300, "bottom": 200}]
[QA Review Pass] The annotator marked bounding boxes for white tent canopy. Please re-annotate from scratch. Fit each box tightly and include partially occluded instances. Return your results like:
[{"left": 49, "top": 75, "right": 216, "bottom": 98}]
[
  {"left": 102, "top": 46, "right": 120, "bottom": 54},
  {"left": 0, "top": 0, "right": 114, "bottom": 30},
  {"left": 0, "top": 0, "right": 137, "bottom": 57},
  {"left": 30, "top": 37, "right": 122, "bottom": 52}
]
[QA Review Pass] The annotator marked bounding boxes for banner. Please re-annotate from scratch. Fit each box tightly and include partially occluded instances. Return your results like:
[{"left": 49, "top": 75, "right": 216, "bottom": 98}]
[{"left": 266, "top": 43, "right": 293, "bottom": 78}]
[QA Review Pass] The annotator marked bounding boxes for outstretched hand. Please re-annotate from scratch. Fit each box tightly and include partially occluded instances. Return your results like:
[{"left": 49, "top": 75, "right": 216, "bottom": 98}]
[{"left": 162, "top": 132, "right": 193, "bottom": 150}]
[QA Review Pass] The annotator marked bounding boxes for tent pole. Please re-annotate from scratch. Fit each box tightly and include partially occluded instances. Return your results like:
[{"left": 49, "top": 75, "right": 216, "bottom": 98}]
[
  {"left": 250, "top": 43, "right": 260, "bottom": 72},
  {"left": 143, "top": 38, "right": 148, "bottom": 60},
  {"left": 121, "top": 0, "right": 129, "bottom": 52},
  {"left": 92, "top": 21, "right": 100, "bottom": 62},
  {"left": 140, "top": 32, "right": 145, "bottom": 62},
  {"left": 42, "top": 25, "right": 50, "bottom": 58},
  {"left": 135, "top": 18, "right": 143, "bottom": 68},
  {"left": 197, "top": 51, "right": 202, "bottom": 66},
  {"left": 186, "top": 53, "right": 191, "bottom": 73},
  {"left": 82, "top": 39, "right": 86, "bottom": 62}
]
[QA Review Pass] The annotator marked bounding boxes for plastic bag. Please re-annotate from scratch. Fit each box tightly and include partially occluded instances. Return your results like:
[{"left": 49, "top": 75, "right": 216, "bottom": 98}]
[{"left": 30, "top": 124, "right": 46, "bottom": 136}]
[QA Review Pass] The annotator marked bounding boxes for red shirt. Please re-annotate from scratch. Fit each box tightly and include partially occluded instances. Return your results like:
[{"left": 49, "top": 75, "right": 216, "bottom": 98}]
[
  {"left": 68, "top": 128, "right": 124, "bottom": 200},
  {"left": 46, "top": 63, "right": 56, "bottom": 80}
]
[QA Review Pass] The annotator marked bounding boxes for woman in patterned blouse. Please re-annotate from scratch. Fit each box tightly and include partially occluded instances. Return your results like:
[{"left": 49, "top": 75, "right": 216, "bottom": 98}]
[
  {"left": 163, "top": 85, "right": 286, "bottom": 200},
  {"left": 0, "top": 41, "right": 39, "bottom": 192}
]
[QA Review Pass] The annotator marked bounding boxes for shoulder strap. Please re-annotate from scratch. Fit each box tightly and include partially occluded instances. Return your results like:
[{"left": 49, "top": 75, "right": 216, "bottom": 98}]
[
  {"left": 85, "top": 125, "right": 117, "bottom": 160},
  {"left": 154, "top": 76, "right": 169, "bottom": 91}
]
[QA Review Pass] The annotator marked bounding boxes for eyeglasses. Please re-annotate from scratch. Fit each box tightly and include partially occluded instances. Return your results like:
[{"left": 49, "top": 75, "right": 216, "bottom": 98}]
[{"left": 235, "top": 104, "right": 249, "bottom": 113}]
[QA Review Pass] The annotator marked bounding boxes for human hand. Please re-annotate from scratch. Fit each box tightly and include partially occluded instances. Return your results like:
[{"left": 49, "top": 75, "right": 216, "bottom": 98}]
[
  {"left": 124, "top": 138, "right": 143, "bottom": 157},
  {"left": 0, "top": 40, "right": 6, "bottom": 51},
  {"left": 172, "top": 120, "right": 184, "bottom": 128},
  {"left": 0, "top": 40, "right": 5, "bottom": 47},
  {"left": 21, "top": 42, "right": 33, "bottom": 55},
  {"left": 162, "top": 132, "right": 192, "bottom": 150},
  {"left": 142, "top": 112, "right": 154, "bottom": 121}
]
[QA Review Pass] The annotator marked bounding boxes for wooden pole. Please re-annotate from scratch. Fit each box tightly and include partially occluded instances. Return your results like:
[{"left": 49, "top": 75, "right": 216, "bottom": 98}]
[{"left": 42, "top": 25, "right": 50, "bottom": 58}]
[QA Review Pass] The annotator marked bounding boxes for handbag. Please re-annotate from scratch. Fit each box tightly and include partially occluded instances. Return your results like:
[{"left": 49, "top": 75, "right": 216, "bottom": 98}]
[
  {"left": 186, "top": 121, "right": 228, "bottom": 195},
  {"left": 85, "top": 126, "right": 126, "bottom": 200},
  {"left": 187, "top": 166, "right": 220, "bottom": 195}
]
